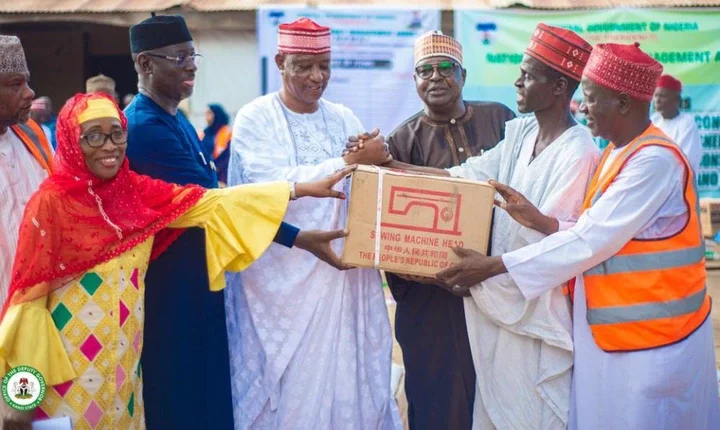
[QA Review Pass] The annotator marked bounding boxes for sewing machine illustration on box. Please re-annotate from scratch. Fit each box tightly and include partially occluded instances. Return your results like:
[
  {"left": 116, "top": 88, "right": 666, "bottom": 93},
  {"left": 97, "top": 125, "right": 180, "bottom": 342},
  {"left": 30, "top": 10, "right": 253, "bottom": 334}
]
[{"left": 381, "top": 186, "right": 462, "bottom": 236}]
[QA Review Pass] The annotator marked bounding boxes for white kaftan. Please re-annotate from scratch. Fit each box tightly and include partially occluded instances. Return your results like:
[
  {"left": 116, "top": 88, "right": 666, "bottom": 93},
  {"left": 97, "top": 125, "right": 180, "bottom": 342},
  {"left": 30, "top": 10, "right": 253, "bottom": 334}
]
[
  {"left": 448, "top": 116, "right": 600, "bottom": 429},
  {"left": 225, "top": 93, "right": 401, "bottom": 430},
  {"left": 502, "top": 125, "right": 720, "bottom": 430},
  {"left": 0, "top": 130, "right": 49, "bottom": 306},
  {"left": 651, "top": 112, "right": 702, "bottom": 174}
]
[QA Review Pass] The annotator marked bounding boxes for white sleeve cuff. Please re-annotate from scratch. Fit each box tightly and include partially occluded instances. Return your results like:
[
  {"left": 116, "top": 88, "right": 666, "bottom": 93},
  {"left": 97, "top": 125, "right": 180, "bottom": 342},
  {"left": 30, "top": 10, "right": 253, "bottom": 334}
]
[
  {"left": 329, "top": 157, "right": 347, "bottom": 172},
  {"left": 501, "top": 251, "right": 543, "bottom": 301},
  {"left": 446, "top": 165, "right": 470, "bottom": 179},
  {"left": 558, "top": 220, "right": 576, "bottom": 232}
]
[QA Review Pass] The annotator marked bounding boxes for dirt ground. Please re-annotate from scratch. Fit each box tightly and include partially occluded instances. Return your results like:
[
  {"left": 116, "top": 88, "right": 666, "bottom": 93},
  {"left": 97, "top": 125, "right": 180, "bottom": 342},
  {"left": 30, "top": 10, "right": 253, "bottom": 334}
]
[{"left": 387, "top": 268, "right": 720, "bottom": 427}]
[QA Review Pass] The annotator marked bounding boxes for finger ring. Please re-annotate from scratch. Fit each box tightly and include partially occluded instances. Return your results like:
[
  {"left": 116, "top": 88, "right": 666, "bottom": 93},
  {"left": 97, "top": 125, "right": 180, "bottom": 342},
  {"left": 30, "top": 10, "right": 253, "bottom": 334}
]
[{"left": 453, "top": 285, "right": 461, "bottom": 290}]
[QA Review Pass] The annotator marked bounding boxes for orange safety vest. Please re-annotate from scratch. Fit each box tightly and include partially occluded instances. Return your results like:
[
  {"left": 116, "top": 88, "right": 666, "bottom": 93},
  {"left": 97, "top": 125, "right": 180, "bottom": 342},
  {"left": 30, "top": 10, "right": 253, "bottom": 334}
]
[
  {"left": 11, "top": 119, "right": 53, "bottom": 173},
  {"left": 572, "top": 130, "right": 710, "bottom": 352},
  {"left": 213, "top": 124, "right": 232, "bottom": 159}
]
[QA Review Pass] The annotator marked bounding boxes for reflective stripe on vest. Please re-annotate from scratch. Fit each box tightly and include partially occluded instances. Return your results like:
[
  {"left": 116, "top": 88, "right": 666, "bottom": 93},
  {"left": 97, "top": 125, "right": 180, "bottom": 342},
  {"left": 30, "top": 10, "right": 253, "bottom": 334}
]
[
  {"left": 585, "top": 244, "right": 705, "bottom": 276},
  {"left": 581, "top": 132, "right": 710, "bottom": 352},
  {"left": 587, "top": 286, "right": 707, "bottom": 325}
]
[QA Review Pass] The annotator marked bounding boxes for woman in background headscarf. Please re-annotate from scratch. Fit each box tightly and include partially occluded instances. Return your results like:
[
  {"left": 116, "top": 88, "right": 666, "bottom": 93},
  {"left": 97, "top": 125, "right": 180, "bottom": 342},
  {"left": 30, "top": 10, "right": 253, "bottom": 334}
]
[
  {"left": 200, "top": 104, "right": 232, "bottom": 185},
  {"left": 0, "top": 93, "right": 352, "bottom": 429}
]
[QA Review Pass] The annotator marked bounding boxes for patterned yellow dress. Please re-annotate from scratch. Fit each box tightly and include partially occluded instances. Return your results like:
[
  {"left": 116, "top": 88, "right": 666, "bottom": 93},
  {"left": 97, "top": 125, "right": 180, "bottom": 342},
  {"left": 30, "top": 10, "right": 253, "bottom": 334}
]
[
  {"left": 36, "top": 239, "right": 152, "bottom": 429},
  {"left": 0, "top": 183, "right": 289, "bottom": 429}
]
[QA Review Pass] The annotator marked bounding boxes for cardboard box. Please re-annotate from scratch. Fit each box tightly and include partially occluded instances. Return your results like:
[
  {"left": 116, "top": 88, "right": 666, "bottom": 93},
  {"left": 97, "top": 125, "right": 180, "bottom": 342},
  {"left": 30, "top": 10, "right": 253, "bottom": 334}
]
[
  {"left": 700, "top": 198, "right": 720, "bottom": 238},
  {"left": 342, "top": 165, "right": 495, "bottom": 277}
]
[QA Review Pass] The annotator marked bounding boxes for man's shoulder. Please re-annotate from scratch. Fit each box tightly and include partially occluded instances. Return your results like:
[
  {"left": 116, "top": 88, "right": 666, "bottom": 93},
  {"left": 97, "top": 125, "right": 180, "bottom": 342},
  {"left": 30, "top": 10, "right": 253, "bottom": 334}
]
[
  {"left": 388, "top": 110, "right": 424, "bottom": 138},
  {"left": 677, "top": 112, "right": 698, "bottom": 126},
  {"left": 526, "top": 120, "right": 598, "bottom": 161},
  {"left": 651, "top": 111, "right": 696, "bottom": 127},
  {"left": 502, "top": 114, "right": 538, "bottom": 137},
  {"left": 236, "top": 93, "right": 277, "bottom": 121},
  {"left": 11, "top": 119, "right": 51, "bottom": 148},
  {"left": 320, "top": 98, "right": 361, "bottom": 123},
  {"left": 125, "top": 112, "right": 182, "bottom": 153},
  {"left": 467, "top": 100, "right": 513, "bottom": 112},
  {"left": 631, "top": 142, "right": 685, "bottom": 173},
  {"left": 124, "top": 98, "right": 156, "bottom": 131},
  {"left": 467, "top": 101, "right": 515, "bottom": 118},
  {"left": 126, "top": 112, "right": 168, "bottom": 135},
  {"left": 567, "top": 121, "right": 594, "bottom": 139},
  {"left": 246, "top": 92, "right": 277, "bottom": 108},
  {"left": 319, "top": 97, "right": 350, "bottom": 111},
  {"left": 567, "top": 124, "right": 601, "bottom": 155}
]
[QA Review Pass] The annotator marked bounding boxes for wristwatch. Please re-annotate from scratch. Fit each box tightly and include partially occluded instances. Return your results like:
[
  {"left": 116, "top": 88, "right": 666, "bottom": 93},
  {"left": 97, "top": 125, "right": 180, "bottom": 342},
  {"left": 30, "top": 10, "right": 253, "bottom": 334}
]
[{"left": 289, "top": 182, "right": 298, "bottom": 200}]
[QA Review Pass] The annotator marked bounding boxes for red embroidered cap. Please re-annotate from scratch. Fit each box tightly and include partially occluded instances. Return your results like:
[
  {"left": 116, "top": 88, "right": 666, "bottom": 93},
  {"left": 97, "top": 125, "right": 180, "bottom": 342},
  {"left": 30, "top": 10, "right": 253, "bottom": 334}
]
[
  {"left": 525, "top": 23, "right": 592, "bottom": 82},
  {"left": 278, "top": 18, "right": 331, "bottom": 55},
  {"left": 583, "top": 42, "right": 663, "bottom": 102},
  {"left": 657, "top": 74, "right": 682, "bottom": 92}
]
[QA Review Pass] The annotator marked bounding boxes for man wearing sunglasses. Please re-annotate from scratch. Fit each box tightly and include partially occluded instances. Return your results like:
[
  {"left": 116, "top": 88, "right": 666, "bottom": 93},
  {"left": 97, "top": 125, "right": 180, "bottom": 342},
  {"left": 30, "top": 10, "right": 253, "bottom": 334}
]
[{"left": 382, "top": 30, "right": 515, "bottom": 430}]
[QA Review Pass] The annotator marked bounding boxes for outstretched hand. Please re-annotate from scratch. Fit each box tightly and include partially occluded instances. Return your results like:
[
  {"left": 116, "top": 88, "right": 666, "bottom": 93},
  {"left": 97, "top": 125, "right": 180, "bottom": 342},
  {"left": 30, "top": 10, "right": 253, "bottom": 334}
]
[
  {"left": 294, "top": 165, "right": 357, "bottom": 200},
  {"left": 490, "top": 180, "right": 558, "bottom": 235},
  {"left": 294, "top": 229, "right": 352, "bottom": 271},
  {"left": 435, "top": 247, "right": 506, "bottom": 288}
]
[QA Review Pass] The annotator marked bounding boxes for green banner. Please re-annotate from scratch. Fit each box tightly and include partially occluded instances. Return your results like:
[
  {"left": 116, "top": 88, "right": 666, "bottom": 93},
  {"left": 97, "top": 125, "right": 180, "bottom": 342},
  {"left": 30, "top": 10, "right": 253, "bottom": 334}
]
[{"left": 455, "top": 8, "right": 720, "bottom": 197}]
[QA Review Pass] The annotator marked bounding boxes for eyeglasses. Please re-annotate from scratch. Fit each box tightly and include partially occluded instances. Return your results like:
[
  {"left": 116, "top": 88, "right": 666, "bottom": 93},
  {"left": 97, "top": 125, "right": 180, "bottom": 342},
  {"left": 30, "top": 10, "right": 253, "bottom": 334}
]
[
  {"left": 415, "top": 61, "right": 458, "bottom": 80},
  {"left": 145, "top": 53, "right": 204, "bottom": 67},
  {"left": 81, "top": 130, "right": 127, "bottom": 148}
]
